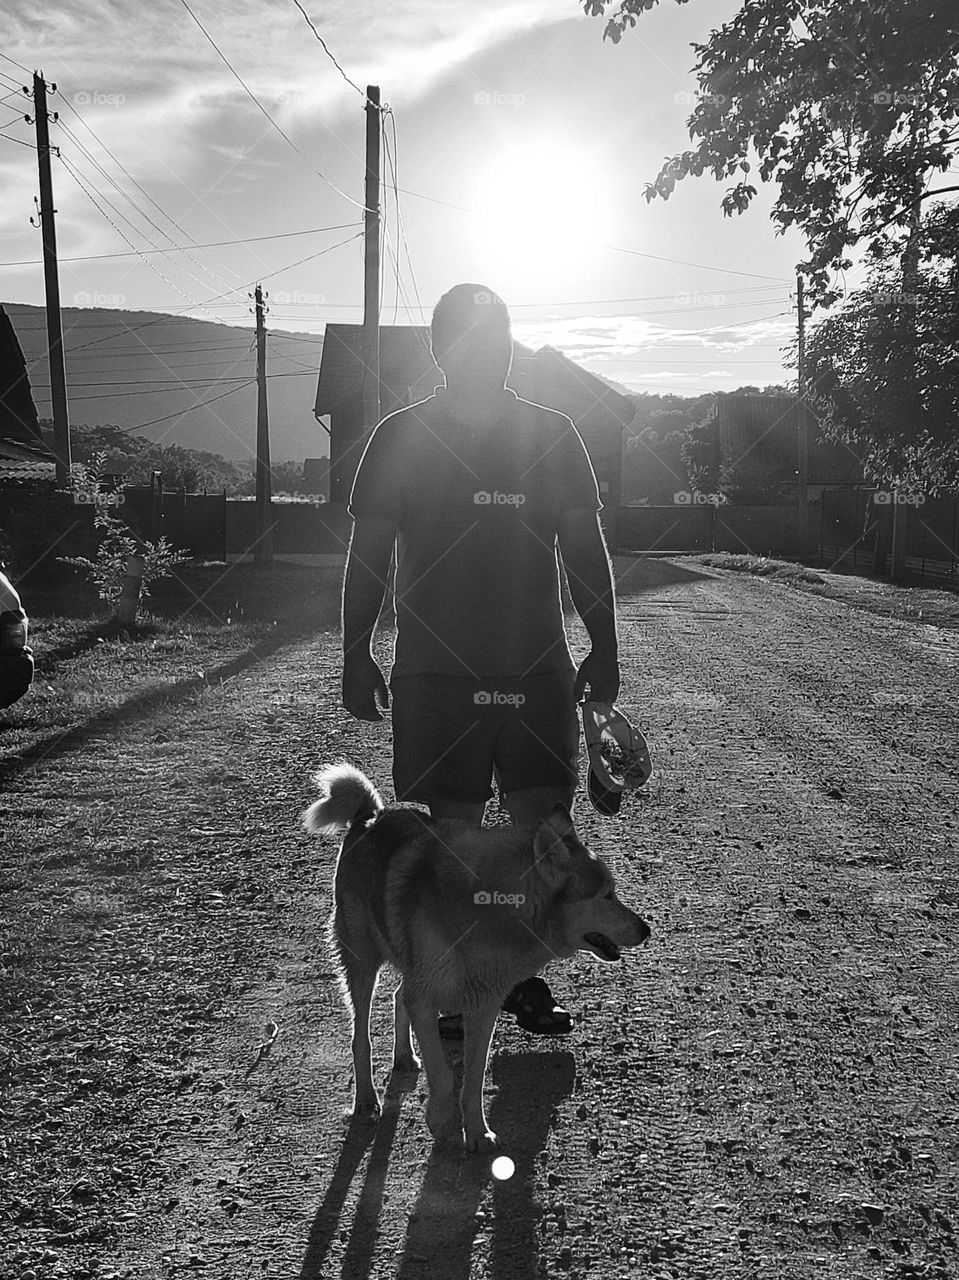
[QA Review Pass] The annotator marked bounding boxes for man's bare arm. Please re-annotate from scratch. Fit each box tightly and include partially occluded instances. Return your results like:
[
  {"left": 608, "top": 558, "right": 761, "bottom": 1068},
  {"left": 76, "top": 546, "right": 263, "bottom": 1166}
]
[
  {"left": 557, "top": 508, "right": 619, "bottom": 702},
  {"left": 342, "top": 516, "right": 396, "bottom": 719}
]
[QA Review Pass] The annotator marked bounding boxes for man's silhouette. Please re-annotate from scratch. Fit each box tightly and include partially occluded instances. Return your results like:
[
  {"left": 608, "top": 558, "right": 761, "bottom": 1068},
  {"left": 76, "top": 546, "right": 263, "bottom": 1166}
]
[{"left": 341, "top": 283, "right": 619, "bottom": 1033}]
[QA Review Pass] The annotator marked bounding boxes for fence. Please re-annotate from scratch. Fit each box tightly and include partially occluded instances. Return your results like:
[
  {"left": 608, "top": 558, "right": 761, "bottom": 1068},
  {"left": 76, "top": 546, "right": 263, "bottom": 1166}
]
[
  {"left": 817, "top": 489, "right": 959, "bottom": 585},
  {"left": 617, "top": 492, "right": 959, "bottom": 586},
  {"left": 616, "top": 503, "right": 802, "bottom": 558},
  {"left": 4, "top": 483, "right": 957, "bottom": 587}
]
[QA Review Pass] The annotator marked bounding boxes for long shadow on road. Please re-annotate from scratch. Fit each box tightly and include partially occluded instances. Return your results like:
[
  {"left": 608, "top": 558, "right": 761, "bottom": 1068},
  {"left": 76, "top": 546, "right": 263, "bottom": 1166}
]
[
  {"left": 611, "top": 553, "right": 717, "bottom": 604},
  {"left": 299, "top": 1050, "right": 574, "bottom": 1280},
  {"left": 0, "top": 622, "right": 320, "bottom": 787}
]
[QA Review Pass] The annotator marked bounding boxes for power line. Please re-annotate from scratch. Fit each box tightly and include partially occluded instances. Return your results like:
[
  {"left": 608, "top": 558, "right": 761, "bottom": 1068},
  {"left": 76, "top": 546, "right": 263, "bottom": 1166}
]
[
  {"left": 126, "top": 379, "right": 256, "bottom": 432},
  {"left": 0, "top": 52, "right": 30, "bottom": 75},
  {"left": 289, "top": 0, "right": 370, "bottom": 102},
  {"left": 177, "top": 0, "right": 367, "bottom": 214},
  {"left": 33, "top": 378, "right": 253, "bottom": 400},
  {"left": 49, "top": 229, "right": 361, "bottom": 355},
  {"left": 58, "top": 153, "right": 207, "bottom": 309},
  {"left": 57, "top": 117, "right": 237, "bottom": 295},
  {"left": 56, "top": 89, "right": 244, "bottom": 291},
  {"left": 0, "top": 220, "right": 362, "bottom": 267}
]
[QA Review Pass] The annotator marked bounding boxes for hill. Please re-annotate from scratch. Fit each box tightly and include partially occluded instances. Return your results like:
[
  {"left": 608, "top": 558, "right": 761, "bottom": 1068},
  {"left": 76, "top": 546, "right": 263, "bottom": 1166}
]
[{"left": 6, "top": 303, "right": 328, "bottom": 462}]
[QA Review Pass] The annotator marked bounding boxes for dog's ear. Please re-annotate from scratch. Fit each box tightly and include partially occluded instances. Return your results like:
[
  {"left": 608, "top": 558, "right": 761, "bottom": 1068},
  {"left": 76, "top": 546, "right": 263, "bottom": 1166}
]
[
  {"left": 548, "top": 802, "right": 574, "bottom": 833},
  {"left": 532, "top": 813, "right": 574, "bottom": 889}
]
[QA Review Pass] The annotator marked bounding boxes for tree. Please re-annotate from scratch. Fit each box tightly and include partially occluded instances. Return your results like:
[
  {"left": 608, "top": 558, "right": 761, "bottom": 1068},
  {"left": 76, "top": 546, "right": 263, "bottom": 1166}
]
[
  {"left": 804, "top": 201, "right": 959, "bottom": 491},
  {"left": 585, "top": 0, "right": 959, "bottom": 306}
]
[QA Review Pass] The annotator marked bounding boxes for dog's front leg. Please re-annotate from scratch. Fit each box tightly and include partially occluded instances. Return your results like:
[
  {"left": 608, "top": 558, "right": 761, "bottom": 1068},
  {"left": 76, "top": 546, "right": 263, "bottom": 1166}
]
[
  {"left": 405, "top": 996, "right": 460, "bottom": 1145},
  {"left": 461, "top": 1001, "right": 501, "bottom": 1152}
]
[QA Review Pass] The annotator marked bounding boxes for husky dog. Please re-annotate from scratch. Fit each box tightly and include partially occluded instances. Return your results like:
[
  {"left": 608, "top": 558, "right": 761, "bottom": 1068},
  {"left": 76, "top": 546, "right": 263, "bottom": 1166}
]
[{"left": 303, "top": 763, "right": 650, "bottom": 1150}]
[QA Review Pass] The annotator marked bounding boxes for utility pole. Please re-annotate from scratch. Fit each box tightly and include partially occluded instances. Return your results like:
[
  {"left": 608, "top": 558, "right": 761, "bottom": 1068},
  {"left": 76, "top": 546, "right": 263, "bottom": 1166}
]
[
  {"left": 31, "top": 71, "right": 71, "bottom": 487},
  {"left": 253, "top": 283, "right": 273, "bottom": 565},
  {"left": 359, "top": 85, "right": 381, "bottom": 497},
  {"left": 796, "top": 272, "right": 811, "bottom": 559}
]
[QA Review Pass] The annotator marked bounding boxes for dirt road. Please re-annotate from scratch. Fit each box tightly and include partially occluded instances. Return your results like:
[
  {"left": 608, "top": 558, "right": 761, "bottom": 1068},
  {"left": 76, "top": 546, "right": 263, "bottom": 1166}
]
[{"left": 2, "top": 556, "right": 958, "bottom": 1280}]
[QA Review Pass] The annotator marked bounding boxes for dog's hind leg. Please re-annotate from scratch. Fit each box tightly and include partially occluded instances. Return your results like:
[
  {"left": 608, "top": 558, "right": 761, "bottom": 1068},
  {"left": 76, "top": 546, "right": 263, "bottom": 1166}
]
[
  {"left": 391, "top": 981, "right": 421, "bottom": 1074},
  {"left": 338, "top": 956, "right": 381, "bottom": 1118},
  {"left": 404, "top": 994, "right": 460, "bottom": 1145},
  {"left": 461, "top": 1000, "right": 501, "bottom": 1152}
]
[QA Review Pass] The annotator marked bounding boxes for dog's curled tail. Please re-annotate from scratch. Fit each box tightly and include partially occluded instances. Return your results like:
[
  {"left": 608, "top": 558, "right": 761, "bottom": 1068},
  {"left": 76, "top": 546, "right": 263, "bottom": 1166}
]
[{"left": 302, "top": 762, "right": 383, "bottom": 837}]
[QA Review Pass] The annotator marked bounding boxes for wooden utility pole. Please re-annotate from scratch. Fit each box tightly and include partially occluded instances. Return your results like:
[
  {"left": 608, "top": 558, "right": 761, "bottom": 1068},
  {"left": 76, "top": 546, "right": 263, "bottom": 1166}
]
[
  {"left": 253, "top": 283, "right": 273, "bottom": 565},
  {"left": 32, "top": 71, "right": 71, "bottom": 487},
  {"left": 361, "top": 85, "right": 381, "bottom": 464},
  {"left": 796, "top": 273, "right": 811, "bottom": 558}
]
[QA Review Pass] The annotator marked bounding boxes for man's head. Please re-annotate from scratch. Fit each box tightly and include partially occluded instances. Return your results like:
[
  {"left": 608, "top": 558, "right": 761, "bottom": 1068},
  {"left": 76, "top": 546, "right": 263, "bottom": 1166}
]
[{"left": 431, "top": 284, "right": 512, "bottom": 392}]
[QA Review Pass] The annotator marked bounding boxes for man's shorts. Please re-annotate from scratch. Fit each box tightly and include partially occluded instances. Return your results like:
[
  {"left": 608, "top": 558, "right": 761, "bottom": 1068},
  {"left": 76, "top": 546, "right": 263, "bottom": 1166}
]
[{"left": 389, "top": 670, "right": 579, "bottom": 804}]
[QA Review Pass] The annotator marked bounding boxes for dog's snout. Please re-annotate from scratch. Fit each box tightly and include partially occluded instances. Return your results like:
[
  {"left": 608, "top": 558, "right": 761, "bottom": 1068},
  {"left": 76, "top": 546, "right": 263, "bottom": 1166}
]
[{"left": 634, "top": 913, "right": 651, "bottom": 944}]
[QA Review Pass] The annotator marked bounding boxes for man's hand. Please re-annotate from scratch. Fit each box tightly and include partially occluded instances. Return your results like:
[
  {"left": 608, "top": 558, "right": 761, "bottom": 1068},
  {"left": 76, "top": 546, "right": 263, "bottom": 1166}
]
[
  {"left": 342, "top": 651, "right": 389, "bottom": 721},
  {"left": 574, "top": 651, "right": 620, "bottom": 705}
]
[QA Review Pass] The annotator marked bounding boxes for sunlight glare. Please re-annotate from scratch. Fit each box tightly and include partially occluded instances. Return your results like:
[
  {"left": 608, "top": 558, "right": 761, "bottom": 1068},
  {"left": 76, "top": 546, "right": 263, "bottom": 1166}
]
[{"left": 469, "top": 135, "right": 609, "bottom": 295}]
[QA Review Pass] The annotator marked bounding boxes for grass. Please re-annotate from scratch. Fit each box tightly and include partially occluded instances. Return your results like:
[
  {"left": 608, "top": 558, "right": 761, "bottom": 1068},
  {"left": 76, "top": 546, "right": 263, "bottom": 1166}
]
[
  {"left": 687, "top": 550, "right": 959, "bottom": 629},
  {"left": 690, "top": 552, "right": 827, "bottom": 585},
  {"left": 1, "top": 560, "right": 343, "bottom": 772}
]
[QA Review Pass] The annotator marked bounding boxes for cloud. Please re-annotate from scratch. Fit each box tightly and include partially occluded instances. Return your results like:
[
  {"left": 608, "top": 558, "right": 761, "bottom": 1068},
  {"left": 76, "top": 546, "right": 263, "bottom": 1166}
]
[{"left": 514, "top": 311, "right": 793, "bottom": 362}]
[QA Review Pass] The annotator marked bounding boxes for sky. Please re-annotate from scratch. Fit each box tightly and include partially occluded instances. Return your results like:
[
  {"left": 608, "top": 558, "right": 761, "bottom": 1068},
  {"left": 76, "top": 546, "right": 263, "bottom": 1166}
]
[{"left": 0, "top": 0, "right": 820, "bottom": 396}]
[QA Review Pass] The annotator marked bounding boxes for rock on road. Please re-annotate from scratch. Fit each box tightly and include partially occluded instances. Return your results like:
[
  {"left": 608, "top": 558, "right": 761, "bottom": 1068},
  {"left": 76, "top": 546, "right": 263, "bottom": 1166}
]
[{"left": 2, "top": 556, "right": 958, "bottom": 1280}]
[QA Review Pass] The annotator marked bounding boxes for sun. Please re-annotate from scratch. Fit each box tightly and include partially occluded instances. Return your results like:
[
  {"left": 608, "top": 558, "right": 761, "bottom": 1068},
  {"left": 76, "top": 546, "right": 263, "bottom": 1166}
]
[{"left": 467, "top": 134, "right": 610, "bottom": 298}]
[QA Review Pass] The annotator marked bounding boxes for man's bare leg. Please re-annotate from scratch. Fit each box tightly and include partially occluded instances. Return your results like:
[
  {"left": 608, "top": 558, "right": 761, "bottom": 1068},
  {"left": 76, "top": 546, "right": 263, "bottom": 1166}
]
[
  {"left": 501, "top": 784, "right": 575, "bottom": 826},
  {"left": 500, "top": 784, "right": 577, "bottom": 1034},
  {"left": 427, "top": 797, "right": 486, "bottom": 1039},
  {"left": 428, "top": 798, "right": 487, "bottom": 826}
]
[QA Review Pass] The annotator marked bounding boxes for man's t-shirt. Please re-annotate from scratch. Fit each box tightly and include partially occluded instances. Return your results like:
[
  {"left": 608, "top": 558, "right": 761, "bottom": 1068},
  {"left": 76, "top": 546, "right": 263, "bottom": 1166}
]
[{"left": 348, "top": 387, "right": 602, "bottom": 678}]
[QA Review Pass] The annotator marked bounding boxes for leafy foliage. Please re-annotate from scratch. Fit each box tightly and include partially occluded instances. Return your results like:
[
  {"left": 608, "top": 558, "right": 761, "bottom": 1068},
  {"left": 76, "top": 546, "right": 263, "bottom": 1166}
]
[
  {"left": 58, "top": 454, "right": 191, "bottom": 610},
  {"left": 39, "top": 422, "right": 314, "bottom": 497},
  {"left": 804, "top": 202, "right": 959, "bottom": 491},
  {"left": 584, "top": 0, "right": 959, "bottom": 305}
]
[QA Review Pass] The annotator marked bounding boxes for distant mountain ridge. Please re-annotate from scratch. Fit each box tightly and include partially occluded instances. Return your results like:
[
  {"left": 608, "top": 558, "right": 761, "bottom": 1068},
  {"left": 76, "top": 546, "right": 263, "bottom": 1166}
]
[{"left": 5, "top": 303, "right": 328, "bottom": 462}]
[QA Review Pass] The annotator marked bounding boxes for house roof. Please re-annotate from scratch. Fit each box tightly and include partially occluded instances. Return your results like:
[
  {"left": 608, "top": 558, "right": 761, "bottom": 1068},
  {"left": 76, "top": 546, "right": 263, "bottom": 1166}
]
[
  {"left": 0, "top": 304, "right": 49, "bottom": 455},
  {"left": 507, "top": 345, "right": 635, "bottom": 460},
  {"left": 314, "top": 325, "right": 636, "bottom": 445},
  {"left": 713, "top": 394, "right": 865, "bottom": 484},
  {"left": 314, "top": 325, "right": 442, "bottom": 420}
]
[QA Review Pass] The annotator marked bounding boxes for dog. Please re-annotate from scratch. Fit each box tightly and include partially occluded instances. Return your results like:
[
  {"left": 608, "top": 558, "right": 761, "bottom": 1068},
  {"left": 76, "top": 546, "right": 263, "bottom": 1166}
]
[{"left": 302, "top": 762, "right": 651, "bottom": 1151}]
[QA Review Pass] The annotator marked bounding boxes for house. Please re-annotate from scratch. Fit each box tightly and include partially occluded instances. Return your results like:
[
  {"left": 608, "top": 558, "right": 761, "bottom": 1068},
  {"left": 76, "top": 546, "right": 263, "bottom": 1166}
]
[
  {"left": 0, "top": 303, "right": 55, "bottom": 484},
  {"left": 711, "top": 393, "right": 866, "bottom": 494},
  {"left": 313, "top": 324, "right": 635, "bottom": 544},
  {"left": 301, "top": 456, "right": 330, "bottom": 500}
]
